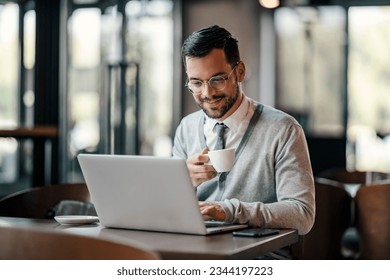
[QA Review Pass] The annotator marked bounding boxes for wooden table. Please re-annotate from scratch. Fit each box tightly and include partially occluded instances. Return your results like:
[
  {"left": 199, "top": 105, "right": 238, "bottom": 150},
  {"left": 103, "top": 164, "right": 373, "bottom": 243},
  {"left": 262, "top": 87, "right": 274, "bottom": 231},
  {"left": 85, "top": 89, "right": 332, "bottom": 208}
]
[{"left": 0, "top": 216, "right": 298, "bottom": 260}]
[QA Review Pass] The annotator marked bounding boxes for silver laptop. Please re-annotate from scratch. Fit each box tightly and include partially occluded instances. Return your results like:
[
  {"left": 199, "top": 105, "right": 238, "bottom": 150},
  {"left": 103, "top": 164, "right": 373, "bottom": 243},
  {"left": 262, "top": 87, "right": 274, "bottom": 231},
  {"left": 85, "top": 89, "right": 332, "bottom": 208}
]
[{"left": 77, "top": 154, "right": 247, "bottom": 235}]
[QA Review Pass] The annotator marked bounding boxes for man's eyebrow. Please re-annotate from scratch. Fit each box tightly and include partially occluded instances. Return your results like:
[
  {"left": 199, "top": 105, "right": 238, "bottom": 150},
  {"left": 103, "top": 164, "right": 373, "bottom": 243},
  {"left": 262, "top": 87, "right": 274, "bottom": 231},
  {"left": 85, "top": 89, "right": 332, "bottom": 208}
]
[{"left": 188, "top": 77, "right": 202, "bottom": 81}]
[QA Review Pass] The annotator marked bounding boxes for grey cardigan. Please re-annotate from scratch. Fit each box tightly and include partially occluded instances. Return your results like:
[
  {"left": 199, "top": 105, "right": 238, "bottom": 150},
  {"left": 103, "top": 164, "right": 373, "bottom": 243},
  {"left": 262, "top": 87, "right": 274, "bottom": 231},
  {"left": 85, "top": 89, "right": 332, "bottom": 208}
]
[{"left": 172, "top": 101, "right": 315, "bottom": 235}]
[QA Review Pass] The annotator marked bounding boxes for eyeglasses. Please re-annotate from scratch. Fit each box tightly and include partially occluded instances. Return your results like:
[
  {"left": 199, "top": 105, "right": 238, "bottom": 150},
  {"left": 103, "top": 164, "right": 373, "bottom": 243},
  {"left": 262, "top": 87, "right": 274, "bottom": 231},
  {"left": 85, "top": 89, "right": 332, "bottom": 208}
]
[{"left": 185, "top": 62, "right": 239, "bottom": 94}]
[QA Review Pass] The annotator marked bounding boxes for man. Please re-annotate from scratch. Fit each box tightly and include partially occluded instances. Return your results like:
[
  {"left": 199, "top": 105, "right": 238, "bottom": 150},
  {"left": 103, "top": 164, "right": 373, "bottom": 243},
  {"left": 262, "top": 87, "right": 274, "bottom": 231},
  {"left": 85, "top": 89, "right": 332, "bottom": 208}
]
[{"left": 172, "top": 25, "right": 315, "bottom": 236}]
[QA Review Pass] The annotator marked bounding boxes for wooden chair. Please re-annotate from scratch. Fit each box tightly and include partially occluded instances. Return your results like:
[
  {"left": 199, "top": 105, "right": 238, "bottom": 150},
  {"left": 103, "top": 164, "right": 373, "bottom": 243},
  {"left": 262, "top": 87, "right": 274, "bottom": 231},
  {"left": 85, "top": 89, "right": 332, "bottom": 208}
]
[
  {"left": 355, "top": 183, "right": 390, "bottom": 259},
  {"left": 316, "top": 168, "right": 390, "bottom": 258},
  {"left": 294, "top": 179, "right": 352, "bottom": 259},
  {"left": 0, "top": 226, "right": 159, "bottom": 260},
  {"left": 317, "top": 167, "right": 390, "bottom": 184},
  {"left": 0, "top": 183, "right": 92, "bottom": 219},
  {"left": 317, "top": 167, "right": 367, "bottom": 184}
]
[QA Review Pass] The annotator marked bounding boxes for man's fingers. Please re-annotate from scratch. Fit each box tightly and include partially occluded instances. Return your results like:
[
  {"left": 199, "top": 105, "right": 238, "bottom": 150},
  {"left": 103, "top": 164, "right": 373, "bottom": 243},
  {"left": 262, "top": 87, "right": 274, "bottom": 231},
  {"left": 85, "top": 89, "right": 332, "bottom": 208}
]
[{"left": 198, "top": 201, "right": 226, "bottom": 221}]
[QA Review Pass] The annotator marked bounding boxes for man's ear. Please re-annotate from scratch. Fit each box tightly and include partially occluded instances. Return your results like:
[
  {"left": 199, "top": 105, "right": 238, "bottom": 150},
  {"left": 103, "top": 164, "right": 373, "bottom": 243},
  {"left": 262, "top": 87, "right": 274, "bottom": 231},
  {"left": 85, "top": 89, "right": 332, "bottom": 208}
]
[{"left": 237, "top": 62, "right": 246, "bottom": 82}]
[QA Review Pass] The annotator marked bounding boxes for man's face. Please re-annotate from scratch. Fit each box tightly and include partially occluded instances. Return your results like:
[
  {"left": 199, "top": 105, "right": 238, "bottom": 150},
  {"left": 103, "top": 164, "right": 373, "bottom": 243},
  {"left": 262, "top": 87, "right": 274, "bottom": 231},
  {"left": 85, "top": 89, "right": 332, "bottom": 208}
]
[{"left": 185, "top": 49, "right": 243, "bottom": 120}]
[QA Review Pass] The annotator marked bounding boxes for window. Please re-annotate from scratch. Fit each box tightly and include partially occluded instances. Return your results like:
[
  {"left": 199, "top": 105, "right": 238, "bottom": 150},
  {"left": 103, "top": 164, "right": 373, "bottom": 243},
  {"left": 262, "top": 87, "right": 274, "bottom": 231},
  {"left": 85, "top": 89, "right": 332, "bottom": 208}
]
[
  {"left": 347, "top": 6, "right": 390, "bottom": 173},
  {"left": 64, "top": 0, "right": 174, "bottom": 181},
  {"left": 275, "top": 4, "right": 390, "bottom": 173},
  {"left": 274, "top": 6, "right": 346, "bottom": 137},
  {"left": 0, "top": 3, "right": 19, "bottom": 129},
  {"left": 0, "top": 3, "right": 36, "bottom": 192}
]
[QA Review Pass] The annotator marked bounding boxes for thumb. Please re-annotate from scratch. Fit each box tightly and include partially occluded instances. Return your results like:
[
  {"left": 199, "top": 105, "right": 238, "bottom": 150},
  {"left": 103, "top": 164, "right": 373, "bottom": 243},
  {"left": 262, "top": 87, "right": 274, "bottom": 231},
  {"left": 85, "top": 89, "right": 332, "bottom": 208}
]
[{"left": 201, "top": 147, "right": 209, "bottom": 154}]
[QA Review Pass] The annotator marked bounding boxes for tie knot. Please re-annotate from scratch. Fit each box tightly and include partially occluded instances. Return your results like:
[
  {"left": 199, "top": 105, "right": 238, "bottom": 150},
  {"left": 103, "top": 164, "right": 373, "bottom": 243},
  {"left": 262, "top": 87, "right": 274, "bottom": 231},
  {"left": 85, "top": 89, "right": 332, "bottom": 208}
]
[{"left": 215, "top": 123, "right": 227, "bottom": 135}]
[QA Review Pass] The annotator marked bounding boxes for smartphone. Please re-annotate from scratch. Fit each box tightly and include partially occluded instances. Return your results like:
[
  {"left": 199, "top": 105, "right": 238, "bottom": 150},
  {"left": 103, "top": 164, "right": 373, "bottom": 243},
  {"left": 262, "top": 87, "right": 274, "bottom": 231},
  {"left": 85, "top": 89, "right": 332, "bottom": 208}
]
[{"left": 232, "top": 228, "right": 280, "bottom": 237}]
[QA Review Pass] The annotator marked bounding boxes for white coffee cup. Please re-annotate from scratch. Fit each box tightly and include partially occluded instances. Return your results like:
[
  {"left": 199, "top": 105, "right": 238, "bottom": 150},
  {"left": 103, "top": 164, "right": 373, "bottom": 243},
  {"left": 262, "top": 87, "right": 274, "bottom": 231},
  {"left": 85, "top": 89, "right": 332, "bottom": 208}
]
[{"left": 208, "top": 147, "right": 235, "bottom": 172}]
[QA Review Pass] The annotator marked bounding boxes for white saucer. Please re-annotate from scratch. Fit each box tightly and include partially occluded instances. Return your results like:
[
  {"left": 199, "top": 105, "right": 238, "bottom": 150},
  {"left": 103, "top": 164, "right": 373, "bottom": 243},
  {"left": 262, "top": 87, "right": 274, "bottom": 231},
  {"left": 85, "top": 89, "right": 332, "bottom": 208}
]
[{"left": 54, "top": 215, "right": 99, "bottom": 225}]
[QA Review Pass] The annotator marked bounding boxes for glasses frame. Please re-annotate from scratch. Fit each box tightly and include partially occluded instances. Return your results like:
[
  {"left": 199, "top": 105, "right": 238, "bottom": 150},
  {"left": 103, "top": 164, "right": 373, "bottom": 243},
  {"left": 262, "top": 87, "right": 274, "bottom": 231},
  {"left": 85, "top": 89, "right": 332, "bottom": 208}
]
[{"left": 185, "top": 62, "right": 240, "bottom": 94}]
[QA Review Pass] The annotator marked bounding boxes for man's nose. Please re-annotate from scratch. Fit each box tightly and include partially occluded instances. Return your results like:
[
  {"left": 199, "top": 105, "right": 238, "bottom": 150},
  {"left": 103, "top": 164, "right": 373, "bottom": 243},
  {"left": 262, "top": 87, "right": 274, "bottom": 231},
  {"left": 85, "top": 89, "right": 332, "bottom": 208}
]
[{"left": 201, "top": 82, "right": 214, "bottom": 97}]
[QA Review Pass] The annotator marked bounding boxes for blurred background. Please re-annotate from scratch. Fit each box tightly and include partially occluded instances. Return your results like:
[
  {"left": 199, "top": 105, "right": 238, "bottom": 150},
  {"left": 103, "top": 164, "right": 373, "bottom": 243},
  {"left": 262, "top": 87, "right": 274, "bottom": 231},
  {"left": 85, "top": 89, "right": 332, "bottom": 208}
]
[{"left": 1, "top": 0, "right": 390, "bottom": 196}]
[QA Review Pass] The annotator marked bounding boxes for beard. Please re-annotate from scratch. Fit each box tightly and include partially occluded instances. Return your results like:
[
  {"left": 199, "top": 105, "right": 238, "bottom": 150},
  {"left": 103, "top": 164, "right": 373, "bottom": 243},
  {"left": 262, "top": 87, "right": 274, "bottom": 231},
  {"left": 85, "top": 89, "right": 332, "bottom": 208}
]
[{"left": 196, "top": 81, "right": 240, "bottom": 119}]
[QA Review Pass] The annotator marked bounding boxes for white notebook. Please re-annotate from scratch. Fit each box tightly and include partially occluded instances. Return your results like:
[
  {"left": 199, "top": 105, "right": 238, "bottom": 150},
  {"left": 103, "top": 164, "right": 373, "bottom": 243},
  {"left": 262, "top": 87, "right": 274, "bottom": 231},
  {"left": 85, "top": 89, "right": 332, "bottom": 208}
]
[{"left": 77, "top": 154, "right": 247, "bottom": 235}]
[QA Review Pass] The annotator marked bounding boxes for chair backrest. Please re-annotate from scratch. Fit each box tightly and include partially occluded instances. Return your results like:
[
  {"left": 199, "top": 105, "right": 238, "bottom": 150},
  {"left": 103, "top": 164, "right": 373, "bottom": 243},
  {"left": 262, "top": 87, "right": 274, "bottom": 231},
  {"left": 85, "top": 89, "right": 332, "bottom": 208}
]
[
  {"left": 317, "top": 167, "right": 390, "bottom": 185},
  {"left": 0, "top": 226, "right": 160, "bottom": 260},
  {"left": 355, "top": 183, "right": 390, "bottom": 259},
  {"left": 295, "top": 179, "right": 352, "bottom": 259},
  {"left": 0, "top": 183, "right": 92, "bottom": 219},
  {"left": 317, "top": 167, "right": 367, "bottom": 184}
]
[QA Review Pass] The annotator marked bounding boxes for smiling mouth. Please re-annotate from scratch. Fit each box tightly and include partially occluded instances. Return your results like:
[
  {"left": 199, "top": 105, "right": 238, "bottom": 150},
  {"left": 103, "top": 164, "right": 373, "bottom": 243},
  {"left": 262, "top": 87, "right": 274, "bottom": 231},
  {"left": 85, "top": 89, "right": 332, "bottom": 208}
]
[{"left": 203, "top": 97, "right": 223, "bottom": 105}]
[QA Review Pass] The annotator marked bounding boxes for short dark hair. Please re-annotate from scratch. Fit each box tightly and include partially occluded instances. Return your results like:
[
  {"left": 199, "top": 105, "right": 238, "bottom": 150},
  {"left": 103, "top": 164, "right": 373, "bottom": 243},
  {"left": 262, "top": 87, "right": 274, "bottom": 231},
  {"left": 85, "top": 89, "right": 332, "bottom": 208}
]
[{"left": 181, "top": 25, "right": 240, "bottom": 68}]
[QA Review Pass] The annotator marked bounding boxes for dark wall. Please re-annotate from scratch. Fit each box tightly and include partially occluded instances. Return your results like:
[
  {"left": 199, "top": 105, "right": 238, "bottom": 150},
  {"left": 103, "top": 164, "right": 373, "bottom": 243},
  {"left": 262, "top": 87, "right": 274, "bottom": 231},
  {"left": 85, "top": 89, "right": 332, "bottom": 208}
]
[{"left": 307, "top": 136, "right": 347, "bottom": 175}]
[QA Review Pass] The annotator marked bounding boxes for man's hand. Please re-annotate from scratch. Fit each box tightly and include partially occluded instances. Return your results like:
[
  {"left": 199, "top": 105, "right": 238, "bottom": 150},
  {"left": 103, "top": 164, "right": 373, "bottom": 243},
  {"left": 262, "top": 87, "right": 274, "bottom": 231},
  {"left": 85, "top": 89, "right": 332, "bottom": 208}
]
[
  {"left": 199, "top": 201, "right": 226, "bottom": 221},
  {"left": 186, "top": 147, "right": 217, "bottom": 187}
]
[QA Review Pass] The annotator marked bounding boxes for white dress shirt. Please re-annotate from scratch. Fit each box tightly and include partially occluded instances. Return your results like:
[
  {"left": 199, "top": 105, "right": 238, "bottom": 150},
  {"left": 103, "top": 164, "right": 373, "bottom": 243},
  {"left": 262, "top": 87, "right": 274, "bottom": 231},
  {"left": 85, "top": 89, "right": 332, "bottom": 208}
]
[{"left": 204, "top": 94, "right": 255, "bottom": 151}]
